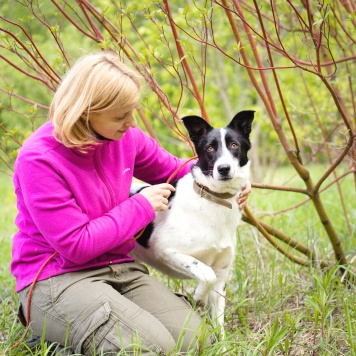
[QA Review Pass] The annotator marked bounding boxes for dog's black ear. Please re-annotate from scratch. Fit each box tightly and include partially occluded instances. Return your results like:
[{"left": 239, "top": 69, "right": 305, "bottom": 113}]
[
  {"left": 227, "top": 110, "right": 255, "bottom": 138},
  {"left": 182, "top": 116, "right": 213, "bottom": 145}
]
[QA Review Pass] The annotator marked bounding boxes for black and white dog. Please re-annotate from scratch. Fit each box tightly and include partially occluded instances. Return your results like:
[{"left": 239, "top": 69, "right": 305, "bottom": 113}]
[{"left": 132, "top": 110, "right": 254, "bottom": 336}]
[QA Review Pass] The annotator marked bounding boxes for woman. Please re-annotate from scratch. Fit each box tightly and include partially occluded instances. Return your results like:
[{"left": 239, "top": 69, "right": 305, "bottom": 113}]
[{"left": 11, "top": 51, "right": 251, "bottom": 355}]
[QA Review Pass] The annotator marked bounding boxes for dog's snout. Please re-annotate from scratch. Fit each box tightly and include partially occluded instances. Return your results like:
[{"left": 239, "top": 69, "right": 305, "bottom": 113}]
[{"left": 217, "top": 164, "right": 230, "bottom": 176}]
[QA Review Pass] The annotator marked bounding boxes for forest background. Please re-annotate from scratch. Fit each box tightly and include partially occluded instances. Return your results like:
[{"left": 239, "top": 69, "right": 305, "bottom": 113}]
[{"left": 0, "top": 1, "right": 355, "bottom": 355}]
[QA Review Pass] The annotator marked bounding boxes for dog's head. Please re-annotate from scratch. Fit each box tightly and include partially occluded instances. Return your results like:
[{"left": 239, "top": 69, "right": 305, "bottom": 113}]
[{"left": 182, "top": 111, "right": 254, "bottom": 189}]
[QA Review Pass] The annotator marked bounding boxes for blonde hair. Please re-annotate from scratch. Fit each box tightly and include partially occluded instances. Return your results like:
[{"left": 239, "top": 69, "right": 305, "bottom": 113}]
[{"left": 50, "top": 51, "right": 142, "bottom": 149}]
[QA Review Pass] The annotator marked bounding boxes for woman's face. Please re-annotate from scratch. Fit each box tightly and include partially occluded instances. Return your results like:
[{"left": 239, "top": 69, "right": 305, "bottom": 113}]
[{"left": 87, "top": 105, "right": 138, "bottom": 140}]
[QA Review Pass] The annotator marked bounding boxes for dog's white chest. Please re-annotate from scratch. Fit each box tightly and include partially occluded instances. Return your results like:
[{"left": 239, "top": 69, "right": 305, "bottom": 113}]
[{"left": 151, "top": 175, "right": 242, "bottom": 254}]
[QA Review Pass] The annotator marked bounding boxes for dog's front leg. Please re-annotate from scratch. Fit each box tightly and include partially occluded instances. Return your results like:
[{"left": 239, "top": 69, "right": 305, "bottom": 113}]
[
  {"left": 160, "top": 249, "right": 217, "bottom": 286},
  {"left": 208, "top": 267, "right": 231, "bottom": 340},
  {"left": 193, "top": 280, "right": 213, "bottom": 306},
  {"left": 208, "top": 281, "right": 226, "bottom": 339}
]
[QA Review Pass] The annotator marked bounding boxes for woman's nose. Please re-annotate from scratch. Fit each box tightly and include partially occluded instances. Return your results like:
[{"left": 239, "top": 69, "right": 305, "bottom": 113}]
[{"left": 125, "top": 112, "right": 137, "bottom": 128}]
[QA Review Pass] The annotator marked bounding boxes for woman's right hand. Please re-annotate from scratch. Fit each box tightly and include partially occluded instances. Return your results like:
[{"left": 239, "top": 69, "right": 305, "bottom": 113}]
[{"left": 139, "top": 183, "right": 176, "bottom": 211}]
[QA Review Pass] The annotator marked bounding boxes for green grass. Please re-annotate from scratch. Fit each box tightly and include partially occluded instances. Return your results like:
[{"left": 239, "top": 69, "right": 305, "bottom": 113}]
[
  {"left": 1, "top": 167, "right": 355, "bottom": 355},
  {"left": 0, "top": 174, "right": 22, "bottom": 352}
]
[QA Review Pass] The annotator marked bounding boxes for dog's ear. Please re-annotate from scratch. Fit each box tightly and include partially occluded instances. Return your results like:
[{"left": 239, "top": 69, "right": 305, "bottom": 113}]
[
  {"left": 227, "top": 110, "right": 255, "bottom": 138},
  {"left": 182, "top": 116, "right": 213, "bottom": 146}
]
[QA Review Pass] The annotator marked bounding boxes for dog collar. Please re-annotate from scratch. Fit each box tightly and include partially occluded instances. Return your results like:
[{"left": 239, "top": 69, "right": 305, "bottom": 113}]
[{"left": 193, "top": 181, "right": 236, "bottom": 209}]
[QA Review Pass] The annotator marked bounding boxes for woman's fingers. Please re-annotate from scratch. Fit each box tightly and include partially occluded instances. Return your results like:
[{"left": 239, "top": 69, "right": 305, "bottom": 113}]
[
  {"left": 238, "top": 180, "right": 252, "bottom": 209},
  {"left": 139, "top": 184, "right": 175, "bottom": 211}
]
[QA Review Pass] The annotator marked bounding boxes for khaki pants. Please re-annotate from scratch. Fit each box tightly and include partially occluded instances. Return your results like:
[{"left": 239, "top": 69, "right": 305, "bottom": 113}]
[{"left": 18, "top": 263, "right": 210, "bottom": 355}]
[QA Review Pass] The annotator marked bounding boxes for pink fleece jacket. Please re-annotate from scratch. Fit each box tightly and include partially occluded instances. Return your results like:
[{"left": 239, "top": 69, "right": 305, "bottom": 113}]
[{"left": 11, "top": 121, "right": 193, "bottom": 292}]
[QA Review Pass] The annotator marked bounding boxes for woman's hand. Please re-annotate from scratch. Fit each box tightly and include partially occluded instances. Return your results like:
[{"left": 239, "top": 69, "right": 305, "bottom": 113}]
[
  {"left": 238, "top": 180, "right": 252, "bottom": 210},
  {"left": 139, "top": 183, "right": 176, "bottom": 212}
]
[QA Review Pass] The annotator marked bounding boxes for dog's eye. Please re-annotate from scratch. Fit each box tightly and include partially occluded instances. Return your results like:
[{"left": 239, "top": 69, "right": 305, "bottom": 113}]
[
  {"left": 207, "top": 146, "right": 214, "bottom": 152},
  {"left": 231, "top": 143, "right": 238, "bottom": 149}
]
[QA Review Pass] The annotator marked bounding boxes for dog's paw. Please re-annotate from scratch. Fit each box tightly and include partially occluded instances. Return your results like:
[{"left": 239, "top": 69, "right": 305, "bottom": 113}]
[
  {"left": 188, "top": 261, "right": 217, "bottom": 285},
  {"left": 202, "top": 268, "right": 217, "bottom": 285},
  {"left": 196, "top": 300, "right": 205, "bottom": 308}
]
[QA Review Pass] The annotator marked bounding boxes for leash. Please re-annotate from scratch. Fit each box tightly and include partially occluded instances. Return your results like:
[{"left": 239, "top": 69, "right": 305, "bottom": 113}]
[
  {"left": 25, "top": 252, "right": 59, "bottom": 327},
  {"left": 2, "top": 251, "right": 58, "bottom": 354},
  {"left": 6, "top": 156, "right": 197, "bottom": 353}
]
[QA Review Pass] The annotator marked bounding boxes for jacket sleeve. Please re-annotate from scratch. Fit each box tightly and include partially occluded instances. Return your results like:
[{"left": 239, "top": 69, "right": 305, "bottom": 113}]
[
  {"left": 131, "top": 127, "right": 195, "bottom": 184},
  {"left": 15, "top": 151, "right": 154, "bottom": 265}
]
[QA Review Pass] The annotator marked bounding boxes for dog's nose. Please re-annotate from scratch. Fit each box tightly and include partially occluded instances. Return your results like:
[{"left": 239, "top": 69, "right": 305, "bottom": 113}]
[{"left": 217, "top": 164, "right": 230, "bottom": 176}]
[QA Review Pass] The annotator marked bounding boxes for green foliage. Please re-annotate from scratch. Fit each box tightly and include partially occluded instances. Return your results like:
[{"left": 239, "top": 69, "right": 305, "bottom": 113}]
[{"left": 1, "top": 1, "right": 354, "bottom": 165}]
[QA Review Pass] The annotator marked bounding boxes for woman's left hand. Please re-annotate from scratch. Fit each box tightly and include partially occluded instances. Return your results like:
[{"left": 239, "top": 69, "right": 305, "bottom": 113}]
[{"left": 238, "top": 180, "right": 252, "bottom": 210}]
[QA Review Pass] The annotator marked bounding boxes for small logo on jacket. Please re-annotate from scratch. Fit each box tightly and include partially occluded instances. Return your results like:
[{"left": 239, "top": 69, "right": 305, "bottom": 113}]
[{"left": 123, "top": 168, "right": 131, "bottom": 174}]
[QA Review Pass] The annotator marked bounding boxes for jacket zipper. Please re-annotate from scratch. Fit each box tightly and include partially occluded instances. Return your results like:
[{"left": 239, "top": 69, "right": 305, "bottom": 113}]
[{"left": 93, "top": 150, "right": 116, "bottom": 208}]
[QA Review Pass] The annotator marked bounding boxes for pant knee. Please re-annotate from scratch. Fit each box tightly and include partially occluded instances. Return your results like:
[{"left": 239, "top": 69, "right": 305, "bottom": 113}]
[{"left": 82, "top": 313, "right": 176, "bottom": 355}]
